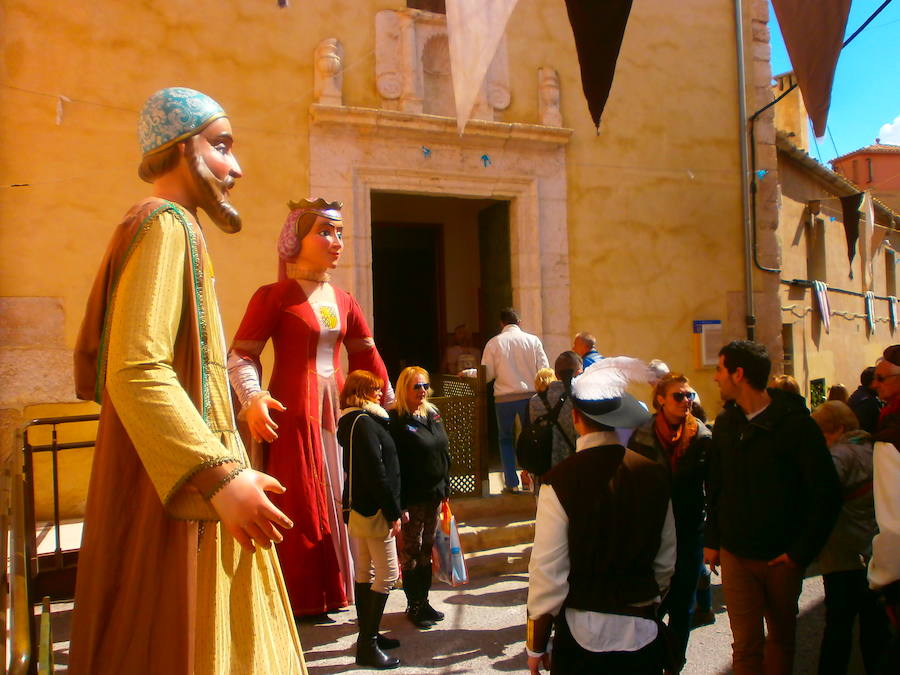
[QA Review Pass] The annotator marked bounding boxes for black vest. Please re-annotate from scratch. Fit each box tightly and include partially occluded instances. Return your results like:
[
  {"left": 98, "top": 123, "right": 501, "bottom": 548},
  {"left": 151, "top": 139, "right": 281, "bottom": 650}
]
[{"left": 543, "top": 444, "right": 671, "bottom": 616}]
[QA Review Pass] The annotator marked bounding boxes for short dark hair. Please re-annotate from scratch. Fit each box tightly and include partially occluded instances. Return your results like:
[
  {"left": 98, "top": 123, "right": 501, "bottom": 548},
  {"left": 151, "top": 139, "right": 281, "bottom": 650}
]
[
  {"left": 554, "top": 350, "right": 582, "bottom": 384},
  {"left": 573, "top": 409, "right": 615, "bottom": 433},
  {"left": 719, "top": 340, "right": 771, "bottom": 391},
  {"left": 861, "top": 366, "right": 876, "bottom": 388},
  {"left": 499, "top": 308, "right": 519, "bottom": 325}
]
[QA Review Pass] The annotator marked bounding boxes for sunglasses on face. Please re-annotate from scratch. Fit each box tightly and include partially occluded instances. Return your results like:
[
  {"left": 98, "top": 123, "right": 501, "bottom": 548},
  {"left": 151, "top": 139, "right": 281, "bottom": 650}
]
[
  {"left": 671, "top": 392, "right": 696, "bottom": 402},
  {"left": 875, "top": 373, "right": 900, "bottom": 383},
  {"left": 412, "top": 382, "right": 430, "bottom": 391}
]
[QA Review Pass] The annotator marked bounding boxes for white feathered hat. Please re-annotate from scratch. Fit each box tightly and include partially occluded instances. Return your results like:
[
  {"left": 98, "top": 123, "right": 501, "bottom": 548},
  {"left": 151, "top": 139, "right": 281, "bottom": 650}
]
[{"left": 571, "top": 357, "right": 653, "bottom": 428}]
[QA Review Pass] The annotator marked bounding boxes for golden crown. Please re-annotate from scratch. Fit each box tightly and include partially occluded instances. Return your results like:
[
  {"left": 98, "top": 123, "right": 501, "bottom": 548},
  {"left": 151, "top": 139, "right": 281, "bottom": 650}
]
[{"left": 286, "top": 197, "right": 343, "bottom": 221}]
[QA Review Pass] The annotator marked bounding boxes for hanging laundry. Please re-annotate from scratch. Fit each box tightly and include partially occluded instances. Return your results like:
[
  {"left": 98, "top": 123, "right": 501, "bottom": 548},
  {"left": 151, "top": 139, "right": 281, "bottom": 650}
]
[
  {"left": 811, "top": 280, "right": 831, "bottom": 334},
  {"left": 864, "top": 291, "right": 876, "bottom": 335}
]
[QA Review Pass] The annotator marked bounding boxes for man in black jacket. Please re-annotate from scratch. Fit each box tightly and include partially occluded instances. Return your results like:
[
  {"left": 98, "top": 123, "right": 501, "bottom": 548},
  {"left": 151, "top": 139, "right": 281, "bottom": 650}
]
[{"left": 704, "top": 341, "right": 841, "bottom": 675}]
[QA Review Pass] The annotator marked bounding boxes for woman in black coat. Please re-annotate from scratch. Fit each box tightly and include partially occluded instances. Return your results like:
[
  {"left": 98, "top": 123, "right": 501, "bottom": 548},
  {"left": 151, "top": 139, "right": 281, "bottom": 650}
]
[
  {"left": 337, "top": 370, "right": 402, "bottom": 669},
  {"left": 390, "top": 366, "right": 451, "bottom": 628},
  {"left": 627, "top": 372, "right": 711, "bottom": 673}
]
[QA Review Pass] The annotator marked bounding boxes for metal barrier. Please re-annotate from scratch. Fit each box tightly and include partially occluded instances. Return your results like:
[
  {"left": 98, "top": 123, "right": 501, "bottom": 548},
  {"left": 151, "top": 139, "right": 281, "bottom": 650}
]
[
  {"left": 7, "top": 436, "right": 34, "bottom": 674},
  {"left": 22, "top": 414, "right": 98, "bottom": 605},
  {"left": 431, "top": 368, "right": 488, "bottom": 497}
]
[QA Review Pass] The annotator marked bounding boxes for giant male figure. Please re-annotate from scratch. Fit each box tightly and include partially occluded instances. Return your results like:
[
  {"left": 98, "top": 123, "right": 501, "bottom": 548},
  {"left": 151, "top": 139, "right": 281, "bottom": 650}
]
[{"left": 70, "top": 88, "right": 305, "bottom": 674}]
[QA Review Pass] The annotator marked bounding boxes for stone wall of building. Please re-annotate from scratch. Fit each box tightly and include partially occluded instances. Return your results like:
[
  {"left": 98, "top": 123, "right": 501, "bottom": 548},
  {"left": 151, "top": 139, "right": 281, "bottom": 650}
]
[{"left": 1, "top": 0, "right": 776, "bottom": 416}]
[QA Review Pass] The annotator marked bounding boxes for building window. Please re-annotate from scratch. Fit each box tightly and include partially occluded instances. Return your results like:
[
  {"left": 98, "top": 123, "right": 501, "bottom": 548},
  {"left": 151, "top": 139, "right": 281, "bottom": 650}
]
[
  {"left": 408, "top": 0, "right": 446, "bottom": 12},
  {"left": 806, "top": 216, "right": 827, "bottom": 283},
  {"left": 887, "top": 249, "right": 897, "bottom": 297},
  {"left": 852, "top": 159, "right": 858, "bottom": 183},
  {"left": 782, "top": 324, "right": 794, "bottom": 376},
  {"left": 867, "top": 157, "right": 874, "bottom": 183}
]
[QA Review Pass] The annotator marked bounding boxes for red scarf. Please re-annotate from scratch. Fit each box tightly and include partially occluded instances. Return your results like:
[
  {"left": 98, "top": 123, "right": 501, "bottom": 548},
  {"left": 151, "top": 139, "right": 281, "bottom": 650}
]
[{"left": 653, "top": 411, "right": 699, "bottom": 472}]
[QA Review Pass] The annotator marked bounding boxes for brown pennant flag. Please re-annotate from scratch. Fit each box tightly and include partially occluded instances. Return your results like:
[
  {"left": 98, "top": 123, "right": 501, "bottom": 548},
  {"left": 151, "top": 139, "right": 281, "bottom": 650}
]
[
  {"left": 771, "top": 0, "right": 851, "bottom": 137},
  {"left": 564, "top": 0, "right": 633, "bottom": 130}
]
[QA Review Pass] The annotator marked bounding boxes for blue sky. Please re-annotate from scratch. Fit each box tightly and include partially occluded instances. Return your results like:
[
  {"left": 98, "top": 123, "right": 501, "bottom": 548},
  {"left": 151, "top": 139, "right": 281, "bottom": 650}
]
[{"left": 768, "top": 0, "right": 900, "bottom": 163}]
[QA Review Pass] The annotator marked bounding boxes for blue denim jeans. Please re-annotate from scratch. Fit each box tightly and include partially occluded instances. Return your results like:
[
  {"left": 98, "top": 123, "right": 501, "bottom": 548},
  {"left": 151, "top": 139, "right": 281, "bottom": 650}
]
[{"left": 495, "top": 398, "right": 531, "bottom": 488}]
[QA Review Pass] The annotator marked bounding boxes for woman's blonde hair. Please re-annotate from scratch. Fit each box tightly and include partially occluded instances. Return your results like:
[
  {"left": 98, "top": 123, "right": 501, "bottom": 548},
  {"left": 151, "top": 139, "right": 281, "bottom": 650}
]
[
  {"left": 653, "top": 372, "right": 689, "bottom": 410},
  {"left": 812, "top": 400, "right": 859, "bottom": 435},
  {"left": 341, "top": 370, "right": 383, "bottom": 409},
  {"left": 534, "top": 368, "right": 557, "bottom": 394},
  {"left": 395, "top": 366, "right": 438, "bottom": 417}
]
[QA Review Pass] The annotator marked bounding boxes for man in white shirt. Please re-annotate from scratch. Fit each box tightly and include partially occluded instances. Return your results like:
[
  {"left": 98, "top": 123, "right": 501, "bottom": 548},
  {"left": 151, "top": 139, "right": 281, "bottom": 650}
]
[
  {"left": 526, "top": 357, "right": 676, "bottom": 674},
  {"left": 481, "top": 308, "right": 549, "bottom": 492}
]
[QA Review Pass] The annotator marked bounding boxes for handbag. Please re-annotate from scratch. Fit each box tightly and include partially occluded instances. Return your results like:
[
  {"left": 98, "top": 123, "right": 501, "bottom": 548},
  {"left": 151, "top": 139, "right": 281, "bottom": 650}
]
[{"left": 346, "top": 413, "right": 390, "bottom": 539}]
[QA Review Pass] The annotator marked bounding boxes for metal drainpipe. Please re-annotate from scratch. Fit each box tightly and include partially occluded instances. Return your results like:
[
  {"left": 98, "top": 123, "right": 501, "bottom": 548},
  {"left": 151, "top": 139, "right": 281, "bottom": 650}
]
[{"left": 734, "top": 0, "right": 755, "bottom": 341}]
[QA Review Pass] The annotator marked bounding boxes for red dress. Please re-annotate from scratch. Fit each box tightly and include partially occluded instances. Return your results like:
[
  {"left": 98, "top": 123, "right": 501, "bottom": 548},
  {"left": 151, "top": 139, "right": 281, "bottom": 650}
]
[{"left": 231, "top": 279, "right": 390, "bottom": 616}]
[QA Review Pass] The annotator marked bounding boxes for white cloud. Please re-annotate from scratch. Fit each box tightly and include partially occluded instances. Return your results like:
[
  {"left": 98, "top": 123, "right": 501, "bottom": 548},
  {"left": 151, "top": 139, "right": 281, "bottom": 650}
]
[{"left": 879, "top": 115, "right": 900, "bottom": 145}]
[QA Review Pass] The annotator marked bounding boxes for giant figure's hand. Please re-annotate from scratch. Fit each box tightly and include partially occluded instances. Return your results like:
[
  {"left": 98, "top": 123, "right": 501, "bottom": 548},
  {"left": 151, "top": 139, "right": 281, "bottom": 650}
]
[
  {"left": 245, "top": 393, "right": 286, "bottom": 443},
  {"left": 210, "top": 469, "right": 293, "bottom": 553}
]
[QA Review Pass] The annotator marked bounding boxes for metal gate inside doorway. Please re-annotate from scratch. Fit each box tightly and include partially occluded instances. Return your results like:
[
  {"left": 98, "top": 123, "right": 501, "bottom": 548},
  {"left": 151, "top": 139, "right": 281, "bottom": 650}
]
[{"left": 429, "top": 369, "right": 488, "bottom": 498}]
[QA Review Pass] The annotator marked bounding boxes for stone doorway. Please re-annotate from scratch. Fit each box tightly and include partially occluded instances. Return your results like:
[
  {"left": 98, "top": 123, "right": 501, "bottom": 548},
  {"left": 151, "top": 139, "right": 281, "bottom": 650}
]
[
  {"left": 370, "top": 192, "right": 510, "bottom": 382},
  {"left": 309, "top": 104, "right": 572, "bottom": 362}
]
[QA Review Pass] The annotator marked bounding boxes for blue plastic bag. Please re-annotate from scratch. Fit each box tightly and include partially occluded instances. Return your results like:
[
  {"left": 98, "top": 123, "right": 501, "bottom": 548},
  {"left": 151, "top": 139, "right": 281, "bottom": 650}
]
[{"left": 432, "top": 500, "right": 468, "bottom": 586}]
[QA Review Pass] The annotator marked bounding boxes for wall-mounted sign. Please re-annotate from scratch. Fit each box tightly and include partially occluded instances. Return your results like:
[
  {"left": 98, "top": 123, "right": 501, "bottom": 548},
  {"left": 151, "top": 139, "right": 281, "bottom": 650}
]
[{"left": 693, "top": 320, "right": 723, "bottom": 368}]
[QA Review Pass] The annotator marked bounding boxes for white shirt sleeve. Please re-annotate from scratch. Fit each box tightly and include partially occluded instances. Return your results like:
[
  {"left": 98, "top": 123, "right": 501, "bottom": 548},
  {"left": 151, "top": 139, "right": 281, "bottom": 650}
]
[
  {"left": 481, "top": 339, "right": 496, "bottom": 383},
  {"left": 654, "top": 501, "right": 677, "bottom": 594},
  {"left": 535, "top": 338, "right": 550, "bottom": 371},
  {"left": 869, "top": 441, "right": 900, "bottom": 589},
  {"left": 527, "top": 485, "right": 570, "bottom": 619}
]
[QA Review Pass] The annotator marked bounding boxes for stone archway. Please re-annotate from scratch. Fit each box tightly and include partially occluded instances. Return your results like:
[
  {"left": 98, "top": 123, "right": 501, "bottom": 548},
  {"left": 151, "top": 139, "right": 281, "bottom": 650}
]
[{"left": 309, "top": 104, "right": 572, "bottom": 359}]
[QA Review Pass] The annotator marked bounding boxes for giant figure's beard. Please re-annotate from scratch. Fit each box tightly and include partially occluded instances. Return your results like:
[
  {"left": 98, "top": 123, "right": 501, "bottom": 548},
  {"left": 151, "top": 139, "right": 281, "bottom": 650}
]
[{"left": 185, "top": 138, "right": 242, "bottom": 233}]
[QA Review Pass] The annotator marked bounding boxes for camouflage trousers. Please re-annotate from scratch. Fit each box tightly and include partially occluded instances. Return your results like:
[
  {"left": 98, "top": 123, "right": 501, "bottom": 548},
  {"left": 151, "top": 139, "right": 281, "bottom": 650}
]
[{"left": 399, "top": 497, "right": 442, "bottom": 571}]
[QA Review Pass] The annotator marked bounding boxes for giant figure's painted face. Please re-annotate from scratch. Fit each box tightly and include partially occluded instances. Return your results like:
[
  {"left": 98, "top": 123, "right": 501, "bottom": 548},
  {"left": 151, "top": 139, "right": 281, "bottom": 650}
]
[{"left": 183, "top": 117, "right": 243, "bottom": 233}]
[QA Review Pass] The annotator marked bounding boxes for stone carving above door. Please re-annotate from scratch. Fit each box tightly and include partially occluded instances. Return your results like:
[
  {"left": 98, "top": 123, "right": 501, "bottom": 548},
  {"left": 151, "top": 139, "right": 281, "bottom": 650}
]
[{"left": 374, "top": 8, "right": 510, "bottom": 120}]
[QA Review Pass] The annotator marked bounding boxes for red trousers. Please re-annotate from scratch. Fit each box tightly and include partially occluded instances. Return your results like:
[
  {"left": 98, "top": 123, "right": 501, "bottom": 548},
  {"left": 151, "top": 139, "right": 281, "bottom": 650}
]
[{"left": 720, "top": 548, "right": 805, "bottom": 675}]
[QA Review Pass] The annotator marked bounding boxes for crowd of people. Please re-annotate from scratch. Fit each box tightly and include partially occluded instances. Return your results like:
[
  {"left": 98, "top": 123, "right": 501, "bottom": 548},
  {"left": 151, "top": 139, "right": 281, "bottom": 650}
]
[{"left": 68, "top": 87, "right": 898, "bottom": 675}]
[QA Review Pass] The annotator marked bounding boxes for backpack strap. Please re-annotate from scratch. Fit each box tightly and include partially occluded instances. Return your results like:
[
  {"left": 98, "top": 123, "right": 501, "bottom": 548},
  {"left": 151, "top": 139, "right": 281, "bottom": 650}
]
[{"left": 547, "top": 392, "right": 576, "bottom": 452}]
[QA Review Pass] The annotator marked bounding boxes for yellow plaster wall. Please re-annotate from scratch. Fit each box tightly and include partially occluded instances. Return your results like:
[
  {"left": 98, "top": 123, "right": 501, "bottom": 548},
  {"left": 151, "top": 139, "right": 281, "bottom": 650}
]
[
  {"left": 778, "top": 158, "right": 894, "bottom": 396},
  {"left": 505, "top": 0, "right": 752, "bottom": 411},
  {"left": 1, "top": 0, "right": 759, "bottom": 417}
]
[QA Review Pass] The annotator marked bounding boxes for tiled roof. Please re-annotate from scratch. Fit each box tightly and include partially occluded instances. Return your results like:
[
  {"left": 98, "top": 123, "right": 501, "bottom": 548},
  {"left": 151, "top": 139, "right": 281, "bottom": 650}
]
[
  {"left": 776, "top": 130, "right": 900, "bottom": 223},
  {"left": 830, "top": 143, "right": 900, "bottom": 164}
]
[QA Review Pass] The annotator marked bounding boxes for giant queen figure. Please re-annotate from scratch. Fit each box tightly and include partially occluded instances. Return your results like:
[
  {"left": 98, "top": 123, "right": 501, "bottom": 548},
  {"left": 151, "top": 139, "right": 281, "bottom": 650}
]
[{"left": 228, "top": 199, "right": 393, "bottom": 616}]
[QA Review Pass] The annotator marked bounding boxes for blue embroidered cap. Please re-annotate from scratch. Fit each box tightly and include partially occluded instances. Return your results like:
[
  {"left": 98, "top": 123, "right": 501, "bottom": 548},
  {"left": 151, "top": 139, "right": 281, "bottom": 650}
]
[{"left": 138, "top": 87, "right": 227, "bottom": 156}]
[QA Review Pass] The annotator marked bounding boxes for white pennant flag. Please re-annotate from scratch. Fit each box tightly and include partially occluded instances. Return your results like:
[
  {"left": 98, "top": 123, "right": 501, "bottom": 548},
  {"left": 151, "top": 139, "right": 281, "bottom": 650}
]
[{"left": 446, "top": 0, "right": 519, "bottom": 135}]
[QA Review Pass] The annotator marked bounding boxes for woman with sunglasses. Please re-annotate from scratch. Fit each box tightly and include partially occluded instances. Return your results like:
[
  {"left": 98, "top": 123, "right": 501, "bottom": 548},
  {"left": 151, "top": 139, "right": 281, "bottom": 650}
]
[
  {"left": 628, "top": 372, "right": 712, "bottom": 672},
  {"left": 390, "top": 366, "right": 451, "bottom": 628},
  {"left": 337, "top": 370, "right": 402, "bottom": 669}
]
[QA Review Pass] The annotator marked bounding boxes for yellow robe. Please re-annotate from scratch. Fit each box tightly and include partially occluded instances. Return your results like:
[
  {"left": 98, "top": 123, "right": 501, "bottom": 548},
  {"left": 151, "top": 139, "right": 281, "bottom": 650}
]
[{"left": 70, "top": 202, "right": 305, "bottom": 674}]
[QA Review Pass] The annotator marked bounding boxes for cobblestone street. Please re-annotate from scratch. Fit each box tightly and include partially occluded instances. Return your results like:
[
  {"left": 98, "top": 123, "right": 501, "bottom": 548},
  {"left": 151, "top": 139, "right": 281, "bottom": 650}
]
[{"left": 300, "top": 567, "right": 864, "bottom": 674}]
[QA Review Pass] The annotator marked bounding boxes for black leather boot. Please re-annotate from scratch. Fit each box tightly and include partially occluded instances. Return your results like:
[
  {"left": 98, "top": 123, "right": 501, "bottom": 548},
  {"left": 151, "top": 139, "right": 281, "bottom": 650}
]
[
  {"left": 355, "top": 582, "right": 399, "bottom": 650},
  {"left": 417, "top": 566, "right": 445, "bottom": 622},
  {"left": 403, "top": 567, "right": 435, "bottom": 628},
  {"left": 356, "top": 590, "right": 400, "bottom": 669}
]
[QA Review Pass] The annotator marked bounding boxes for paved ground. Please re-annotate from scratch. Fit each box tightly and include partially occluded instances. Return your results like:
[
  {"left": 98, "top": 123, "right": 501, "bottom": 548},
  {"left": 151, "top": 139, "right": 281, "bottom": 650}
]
[{"left": 299, "top": 566, "right": 864, "bottom": 674}]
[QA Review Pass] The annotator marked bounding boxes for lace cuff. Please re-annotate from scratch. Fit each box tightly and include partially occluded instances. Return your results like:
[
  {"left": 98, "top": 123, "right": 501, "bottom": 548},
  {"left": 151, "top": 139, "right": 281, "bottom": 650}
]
[{"left": 227, "top": 350, "right": 262, "bottom": 407}]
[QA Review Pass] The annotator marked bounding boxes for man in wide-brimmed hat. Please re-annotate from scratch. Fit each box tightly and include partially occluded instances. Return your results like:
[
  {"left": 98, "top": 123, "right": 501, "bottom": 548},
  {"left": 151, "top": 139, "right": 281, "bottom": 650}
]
[{"left": 526, "top": 358, "right": 676, "bottom": 674}]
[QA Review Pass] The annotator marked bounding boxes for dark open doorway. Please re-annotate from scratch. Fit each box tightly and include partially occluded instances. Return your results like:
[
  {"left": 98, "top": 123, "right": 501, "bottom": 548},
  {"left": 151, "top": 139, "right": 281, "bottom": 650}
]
[{"left": 369, "top": 192, "right": 509, "bottom": 383}]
